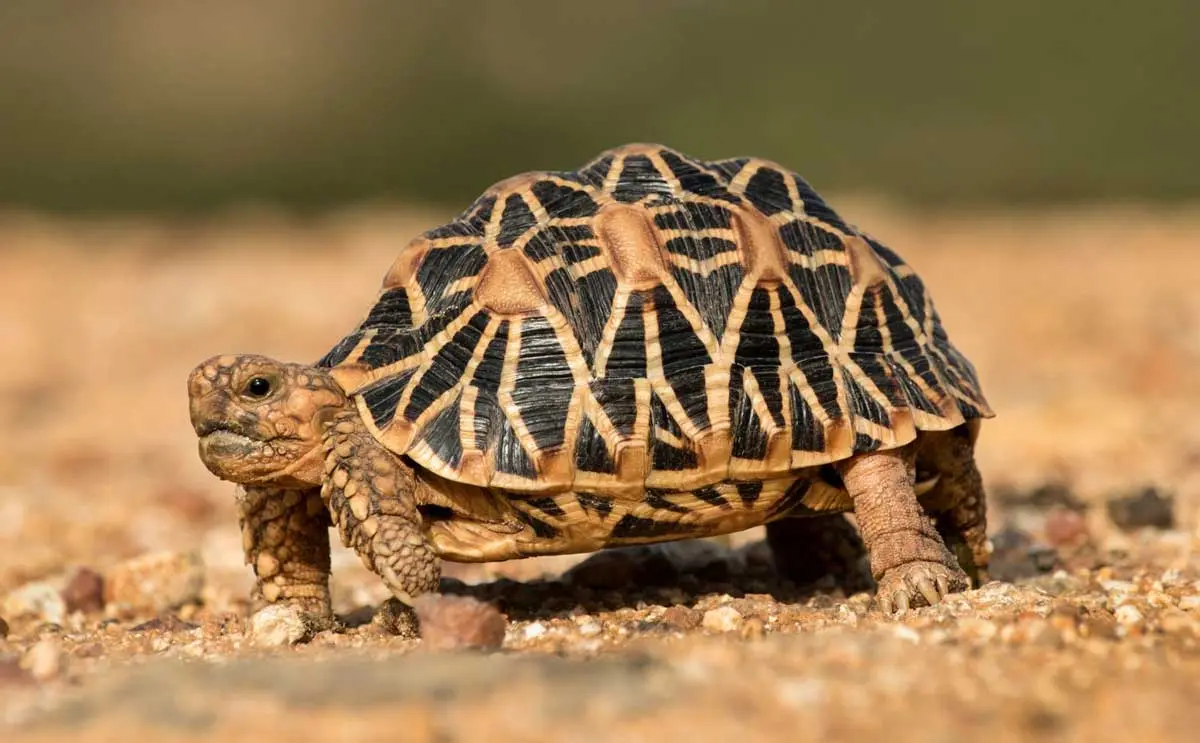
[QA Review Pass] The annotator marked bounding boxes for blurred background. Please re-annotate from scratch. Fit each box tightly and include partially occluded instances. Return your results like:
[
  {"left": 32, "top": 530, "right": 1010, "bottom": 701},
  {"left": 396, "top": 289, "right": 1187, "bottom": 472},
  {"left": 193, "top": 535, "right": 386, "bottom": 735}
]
[
  {"left": 1, "top": 1, "right": 1198, "bottom": 618},
  {"left": 1, "top": 0, "right": 1198, "bottom": 212}
]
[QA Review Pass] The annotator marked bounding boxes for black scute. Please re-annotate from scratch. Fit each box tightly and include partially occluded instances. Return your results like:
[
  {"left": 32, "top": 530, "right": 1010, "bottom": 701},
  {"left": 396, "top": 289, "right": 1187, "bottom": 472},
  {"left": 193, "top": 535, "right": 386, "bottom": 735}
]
[
  {"left": 743, "top": 167, "right": 792, "bottom": 215},
  {"left": 531, "top": 180, "right": 599, "bottom": 219},
  {"left": 509, "top": 317, "right": 574, "bottom": 452},
  {"left": 613, "top": 154, "right": 672, "bottom": 203},
  {"left": 421, "top": 398, "right": 464, "bottom": 468},
  {"left": 360, "top": 369, "right": 417, "bottom": 429},
  {"left": 497, "top": 194, "right": 537, "bottom": 247}
]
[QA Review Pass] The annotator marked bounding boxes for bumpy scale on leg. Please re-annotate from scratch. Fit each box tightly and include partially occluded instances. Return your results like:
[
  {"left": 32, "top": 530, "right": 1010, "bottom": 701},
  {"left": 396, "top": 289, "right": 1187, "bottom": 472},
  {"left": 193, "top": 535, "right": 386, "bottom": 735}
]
[
  {"left": 237, "top": 485, "right": 333, "bottom": 627},
  {"left": 837, "top": 445, "right": 969, "bottom": 613},
  {"left": 918, "top": 426, "right": 991, "bottom": 586},
  {"left": 322, "top": 410, "right": 440, "bottom": 605},
  {"left": 766, "top": 514, "right": 872, "bottom": 593}
]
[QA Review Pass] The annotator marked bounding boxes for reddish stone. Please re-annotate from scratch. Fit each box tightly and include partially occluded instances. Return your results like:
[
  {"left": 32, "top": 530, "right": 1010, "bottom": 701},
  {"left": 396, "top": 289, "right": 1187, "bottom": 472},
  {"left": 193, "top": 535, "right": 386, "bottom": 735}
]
[{"left": 413, "top": 594, "right": 507, "bottom": 651}]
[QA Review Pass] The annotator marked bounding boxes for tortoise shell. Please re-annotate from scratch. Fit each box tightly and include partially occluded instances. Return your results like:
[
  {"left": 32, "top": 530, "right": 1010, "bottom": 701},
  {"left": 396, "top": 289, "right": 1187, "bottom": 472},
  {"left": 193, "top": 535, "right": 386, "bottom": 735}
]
[{"left": 320, "top": 144, "right": 992, "bottom": 505}]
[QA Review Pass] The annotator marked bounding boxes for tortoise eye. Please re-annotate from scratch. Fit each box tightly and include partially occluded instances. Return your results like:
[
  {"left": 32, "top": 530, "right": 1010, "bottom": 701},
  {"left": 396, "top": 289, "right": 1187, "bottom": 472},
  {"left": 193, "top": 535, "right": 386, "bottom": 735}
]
[{"left": 245, "top": 377, "right": 272, "bottom": 398}]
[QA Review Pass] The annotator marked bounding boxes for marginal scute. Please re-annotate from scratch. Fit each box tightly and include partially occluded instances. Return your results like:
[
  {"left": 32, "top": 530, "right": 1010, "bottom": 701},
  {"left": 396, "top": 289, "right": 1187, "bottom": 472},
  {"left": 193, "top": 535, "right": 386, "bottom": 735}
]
[
  {"left": 474, "top": 250, "right": 546, "bottom": 315},
  {"left": 487, "top": 171, "right": 550, "bottom": 197},
  {"left": 601, "top": 142, "right": 671, "bottom": 160},
  {"left": 382, "top": 237, "right": 429, "bottom": 290}
]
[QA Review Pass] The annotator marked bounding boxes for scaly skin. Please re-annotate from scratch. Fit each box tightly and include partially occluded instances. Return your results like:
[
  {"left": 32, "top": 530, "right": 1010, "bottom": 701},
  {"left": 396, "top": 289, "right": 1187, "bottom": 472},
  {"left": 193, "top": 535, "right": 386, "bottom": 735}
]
[
  {"left": 237, "top": 485, "right": 333, "bottom": 628},
  {"left": 836, "top": 444, "right": 970, "bottom": 613},
  {"left": 916, "top": 425, "right": 991, "bottom": 586},
  {"left": 188, "top": 354, "right": 436, "bottom": 626},
  {"left": 190, "top": 355, "right": 441, "bottom": 628},
  {"left": 322, "top": 410, "right": 440, "bottom": 605}
]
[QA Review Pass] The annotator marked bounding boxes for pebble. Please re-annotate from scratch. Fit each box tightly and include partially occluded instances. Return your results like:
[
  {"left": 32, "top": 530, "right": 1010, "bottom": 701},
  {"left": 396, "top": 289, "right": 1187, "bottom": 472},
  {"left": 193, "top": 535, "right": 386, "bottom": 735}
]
[
  {"left": 249, "top": 604, "right": 314, "bottom": 647},
  {"left": 1159, "top": 610, "right": 1198, "bottom": 635},
  {"left": 1106, "top": 487, "right": 1174, "bottom": 531},
  {"left": 370, "top": 598, "right": 420, "bottom": 637},
  {"left": 129, "top": 615, "right": 200, "bottom": 634},
  {"left": 701, "top": 606, "right": 743, "bottom": 633},
  {"left": 61, "top": 567, "right": 106, "bottom": 614},
  {"left": 661, "top": 605, "right": 702, "bottom": 631},
  {"left": 576, "top": 620, "right": 602, "bottom": 637},
  {"left": 1114, "top": 604, "right": 1144, "bottom": 627},
  {"left": 836, "top": 604, "right": 859, "bottom": 627},
  {"left": 1179, "top": 595, "right": 1200, "bottom": 611},
  {"left": 739, "top": 617, "right": 766, "bottom": 640},
  {"left": 522, "top": 622, "right": 547, "bottom": 640},
  {"left": 3, "top": 581, "right": 66, "bottom": 626},
  {"left": 23, "top": 638, "right": 64, "bottom": 682},
  {"left": 0, "top": 657, "right": 32, "bottom": 687},
  {"left": 413, "top": 594, "right": 507, "bottom": 652},
  {"left": 1043, "top": 506, "right": 1090, "bottom": 548},
  {"left": 105, "top": 551, "right": 205, "bottom": 615},
  {"left": 957, "top": 617, "right": 999, "bottom": 642}
]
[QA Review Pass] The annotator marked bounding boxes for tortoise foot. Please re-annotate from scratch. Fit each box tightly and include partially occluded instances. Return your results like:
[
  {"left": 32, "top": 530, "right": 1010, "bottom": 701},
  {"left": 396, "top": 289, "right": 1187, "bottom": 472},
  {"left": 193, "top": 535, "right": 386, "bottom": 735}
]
[{"left": 875, "top": 559, "right": 969, "bottom": 614}]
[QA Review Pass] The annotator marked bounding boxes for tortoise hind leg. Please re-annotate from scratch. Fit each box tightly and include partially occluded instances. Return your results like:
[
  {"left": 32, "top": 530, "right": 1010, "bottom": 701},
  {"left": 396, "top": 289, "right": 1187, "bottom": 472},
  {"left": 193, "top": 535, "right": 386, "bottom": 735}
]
[
  {"left": 918, "top": 425, "right": 991, "bottom": 586},
  {"left": 322, "top": 410, "right": 441, "bottom": 606},
  {"left": 837, "top": 443, "right": 969, "bottom": 613},
  {"left": 765, "top": 514, "right": 871, "bottom": 592}
]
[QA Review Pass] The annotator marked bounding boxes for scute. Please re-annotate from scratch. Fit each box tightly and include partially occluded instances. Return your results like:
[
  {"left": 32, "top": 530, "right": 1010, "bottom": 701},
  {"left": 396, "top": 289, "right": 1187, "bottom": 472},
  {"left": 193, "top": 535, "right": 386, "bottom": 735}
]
[{"left": 321, "top": 143, "right": 994, "bottom": 498}]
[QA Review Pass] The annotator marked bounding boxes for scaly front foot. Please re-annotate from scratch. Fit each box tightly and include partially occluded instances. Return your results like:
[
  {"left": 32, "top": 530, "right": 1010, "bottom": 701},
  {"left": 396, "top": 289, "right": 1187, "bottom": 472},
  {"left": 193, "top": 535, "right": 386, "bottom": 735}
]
[{"left": 875, "top": 558, "right": 969, "bottom": 614}]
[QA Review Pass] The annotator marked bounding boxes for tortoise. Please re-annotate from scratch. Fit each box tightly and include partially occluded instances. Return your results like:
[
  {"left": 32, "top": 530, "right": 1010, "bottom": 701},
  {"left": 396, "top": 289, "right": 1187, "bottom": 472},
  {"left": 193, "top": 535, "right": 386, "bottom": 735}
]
[{"left": 187, "top": 143, "right": 994, "bottom": 628}]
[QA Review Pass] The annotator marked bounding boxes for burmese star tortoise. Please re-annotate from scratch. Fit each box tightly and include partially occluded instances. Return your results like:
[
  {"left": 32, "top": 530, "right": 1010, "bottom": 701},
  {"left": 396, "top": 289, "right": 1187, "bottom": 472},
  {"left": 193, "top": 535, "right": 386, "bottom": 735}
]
[{"left": 188, "top": 143, "right": 994, "bottom": 625}]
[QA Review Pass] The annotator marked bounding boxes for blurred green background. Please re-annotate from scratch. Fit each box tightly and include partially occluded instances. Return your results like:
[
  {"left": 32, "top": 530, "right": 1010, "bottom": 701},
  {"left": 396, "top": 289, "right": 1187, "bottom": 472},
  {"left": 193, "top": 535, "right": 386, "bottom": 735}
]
[{"left": 0, "top": 0, "right": 1196, "bottom": 212}]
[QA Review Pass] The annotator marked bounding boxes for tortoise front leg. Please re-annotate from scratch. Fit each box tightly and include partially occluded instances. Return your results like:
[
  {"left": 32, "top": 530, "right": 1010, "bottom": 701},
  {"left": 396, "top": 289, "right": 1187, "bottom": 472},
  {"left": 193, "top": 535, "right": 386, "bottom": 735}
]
[
  {"left": 322, "top": 411, "right": 441, "bottom": 605},
  {"left": 836, "top": 444, "right": 969, "bottom": 613},
  {"left": 237, "top": 485, "right": 333, "bottom": 626}
]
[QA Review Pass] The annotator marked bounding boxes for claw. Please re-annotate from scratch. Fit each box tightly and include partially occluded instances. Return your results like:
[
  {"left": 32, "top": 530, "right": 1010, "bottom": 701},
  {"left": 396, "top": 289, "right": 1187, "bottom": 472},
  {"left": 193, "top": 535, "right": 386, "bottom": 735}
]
[
  {"left": 916, "top": 577, "right": 940, "bottom": 607},
  {"left": 936, "top": 574, "right": 949, "bottom": 597},
  {"left": 893, "top": 590, "right": 910, "bottom": 614},
  {"left": 879, "top": 593, "right": 894, "bottom": 614}
]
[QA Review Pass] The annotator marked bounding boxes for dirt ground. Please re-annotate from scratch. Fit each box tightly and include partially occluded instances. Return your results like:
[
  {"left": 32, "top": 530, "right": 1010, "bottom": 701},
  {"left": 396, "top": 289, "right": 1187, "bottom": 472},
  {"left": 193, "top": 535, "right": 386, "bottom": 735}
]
[{"left": 1, "top": 202, "right": 1198, "bottom": 742}]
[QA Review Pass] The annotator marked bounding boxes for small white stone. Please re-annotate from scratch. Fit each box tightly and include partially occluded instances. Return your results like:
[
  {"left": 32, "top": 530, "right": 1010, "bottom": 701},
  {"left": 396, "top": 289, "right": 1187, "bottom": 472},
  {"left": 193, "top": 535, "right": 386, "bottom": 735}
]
[
  {"left": 701, "top": 606, "right": 743, "bottom": 632},
  {"left": 836, "top": 604, "right": 859, "bottom": 627},
  {"left": 24, "top": 638, "right": 64, "bottom": 681},
  {"left": 3, "top": 582, "right": 66, "bottom": 626},
  {"left": 250, "top": 604, "right": 312, "bottom": 647},
  {"left": 1146, "top": 591, "right": 1176, "bottom": 609},
  {"left": 522, "top": 622, "right": 547, "bottom": 640},
  {"left": 1100, "top": 580, "right": 1136, "bottom": 596},
  {"left": 890, "top": 624, "right": 922, "bottom": 644},
  {"left": 1114, "top": 604, "right": 1144, "bottom": 627},
  {"left": 577, "top": 621, "right": 602, "bottom": 637},
  {"left": 1178, "top": 595, "right": 1200, "bottom": 611}
]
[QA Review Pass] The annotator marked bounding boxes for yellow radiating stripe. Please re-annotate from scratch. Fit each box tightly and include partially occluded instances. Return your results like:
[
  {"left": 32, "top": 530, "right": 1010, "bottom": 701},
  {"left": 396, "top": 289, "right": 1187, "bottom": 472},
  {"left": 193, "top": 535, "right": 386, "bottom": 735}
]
[{"left": 590, "top": 285, "right": 632, "bottom": 377}]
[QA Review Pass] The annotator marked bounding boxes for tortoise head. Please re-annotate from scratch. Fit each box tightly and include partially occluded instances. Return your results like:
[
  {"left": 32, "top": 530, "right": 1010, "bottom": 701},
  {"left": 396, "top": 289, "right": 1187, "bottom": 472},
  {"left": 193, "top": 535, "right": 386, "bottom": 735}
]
[{"left": 187, "top": 355, "right": 349, "bottom": 487}]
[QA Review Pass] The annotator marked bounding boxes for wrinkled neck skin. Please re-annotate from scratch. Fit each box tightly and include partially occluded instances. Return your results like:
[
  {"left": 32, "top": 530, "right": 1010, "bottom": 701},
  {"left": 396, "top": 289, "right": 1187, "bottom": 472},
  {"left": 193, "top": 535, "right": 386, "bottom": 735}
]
[{"left": 187, "top": 354, "right": 349, "bottom": 489}]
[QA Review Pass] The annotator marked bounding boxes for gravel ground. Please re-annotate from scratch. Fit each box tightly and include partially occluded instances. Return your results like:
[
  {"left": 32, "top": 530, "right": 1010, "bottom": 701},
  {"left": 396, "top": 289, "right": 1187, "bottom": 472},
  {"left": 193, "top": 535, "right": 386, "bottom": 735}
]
[{"left": 1, "top": 203, "right": 1198, "bottom": 742}]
